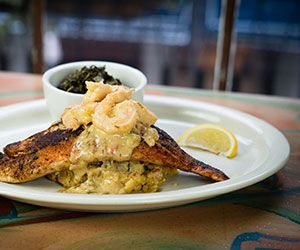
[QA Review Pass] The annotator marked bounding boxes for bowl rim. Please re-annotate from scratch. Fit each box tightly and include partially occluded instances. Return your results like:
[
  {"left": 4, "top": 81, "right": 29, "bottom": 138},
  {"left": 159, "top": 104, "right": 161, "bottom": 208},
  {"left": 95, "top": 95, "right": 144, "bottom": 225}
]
[{"left": 42, "top": 61, "right": 147, "bottom": 97}]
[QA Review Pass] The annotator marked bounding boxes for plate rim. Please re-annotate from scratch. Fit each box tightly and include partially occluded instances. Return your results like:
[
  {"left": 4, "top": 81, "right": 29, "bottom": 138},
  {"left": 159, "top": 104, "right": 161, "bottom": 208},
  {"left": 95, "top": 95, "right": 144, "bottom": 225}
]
[{"left": 0, "top": 96, "right": 290, "bottom": 209}]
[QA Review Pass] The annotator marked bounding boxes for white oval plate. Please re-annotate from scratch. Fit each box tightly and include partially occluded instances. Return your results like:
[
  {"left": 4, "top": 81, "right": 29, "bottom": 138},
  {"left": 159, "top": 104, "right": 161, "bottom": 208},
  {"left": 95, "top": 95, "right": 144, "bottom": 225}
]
[{"left": 0, "top": 96, "right": 289, "bottom": 212}]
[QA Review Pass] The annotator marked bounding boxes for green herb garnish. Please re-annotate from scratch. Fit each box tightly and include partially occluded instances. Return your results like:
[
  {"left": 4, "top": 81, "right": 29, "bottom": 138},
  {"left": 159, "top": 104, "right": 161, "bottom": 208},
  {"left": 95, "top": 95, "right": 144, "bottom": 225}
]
[{"left": 58, "top": 65, "right": 122, "bottom": 94}]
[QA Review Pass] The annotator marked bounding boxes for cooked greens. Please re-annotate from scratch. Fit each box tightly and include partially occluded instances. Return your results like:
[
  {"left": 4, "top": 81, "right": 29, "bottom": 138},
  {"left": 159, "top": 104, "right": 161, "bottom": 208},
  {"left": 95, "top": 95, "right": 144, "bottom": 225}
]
[{"left": 58, "top": 65, "right": 122, "bottom": 94}]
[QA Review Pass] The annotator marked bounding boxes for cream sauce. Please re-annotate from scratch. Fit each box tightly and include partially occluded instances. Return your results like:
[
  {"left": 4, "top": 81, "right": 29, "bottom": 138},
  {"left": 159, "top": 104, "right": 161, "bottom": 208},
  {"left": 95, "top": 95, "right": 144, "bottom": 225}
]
[{"left": 70, "top": 125, "right": 141, "bottom": 163}]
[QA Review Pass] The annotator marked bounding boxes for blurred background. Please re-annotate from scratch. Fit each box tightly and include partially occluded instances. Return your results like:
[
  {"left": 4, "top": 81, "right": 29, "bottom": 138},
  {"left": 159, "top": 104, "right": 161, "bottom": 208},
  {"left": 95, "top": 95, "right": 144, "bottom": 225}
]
[{"left": 0, "top": 0, "right": 299, "bottom": 97}]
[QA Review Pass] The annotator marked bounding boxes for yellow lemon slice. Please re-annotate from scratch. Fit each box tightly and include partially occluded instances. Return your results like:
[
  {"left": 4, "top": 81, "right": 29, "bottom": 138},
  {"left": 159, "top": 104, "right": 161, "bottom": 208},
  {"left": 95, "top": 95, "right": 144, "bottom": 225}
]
[{"left": 177, "top": 123, "right": 238, "bottom": 158}]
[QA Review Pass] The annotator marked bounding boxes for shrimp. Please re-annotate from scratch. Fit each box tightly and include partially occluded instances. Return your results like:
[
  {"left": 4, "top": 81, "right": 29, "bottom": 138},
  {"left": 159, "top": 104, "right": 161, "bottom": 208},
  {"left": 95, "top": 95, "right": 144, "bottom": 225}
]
[
  {"left": 134, "top": 102, "right": 157, "bottom": 126},
  {"left": 97, "top": 86, "right": 134, "bottom": 111},
  {"left": 62, "top": 102, "right": 97, "bottom": 130},
  {"left": 62, "top": 82, "right": 133, "bottom": 130},
  {"left": 83, "top": 81, "right": 113, "bottom": 104},
  {"left": 93, "top": 100, "right": 138, "bottom": 134},
  {"left": 62, "top": 81, "right": 113, "bottom": 129},
  {"left": 92, "top": 85, "right": 135, "bottom": 133}
]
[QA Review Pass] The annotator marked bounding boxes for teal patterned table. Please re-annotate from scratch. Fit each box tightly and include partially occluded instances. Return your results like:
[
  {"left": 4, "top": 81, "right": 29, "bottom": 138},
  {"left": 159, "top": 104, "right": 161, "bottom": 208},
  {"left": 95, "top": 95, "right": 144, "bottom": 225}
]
[{"left": 0, "top": 72, "right": 299, "bottom": 249}]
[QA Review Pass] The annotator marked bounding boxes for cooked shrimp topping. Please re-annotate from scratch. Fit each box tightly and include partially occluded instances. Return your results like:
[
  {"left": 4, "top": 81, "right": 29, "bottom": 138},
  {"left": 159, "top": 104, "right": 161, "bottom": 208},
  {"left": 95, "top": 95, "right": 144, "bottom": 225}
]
[
  {"left": 94, "top": 100, "right": 138, "bottom": 134},
  {"left": 61, "top": 81, "right": 159, "bottom": 159}
]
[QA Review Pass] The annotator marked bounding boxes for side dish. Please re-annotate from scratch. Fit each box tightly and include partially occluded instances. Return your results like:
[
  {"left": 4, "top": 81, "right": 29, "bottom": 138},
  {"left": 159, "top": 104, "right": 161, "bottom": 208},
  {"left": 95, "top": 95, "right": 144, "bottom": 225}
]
[
  {"left": 58, "top": 65, "right": 122, "bottom": 94},
  {"left": 0, "top": 81, "right": 229, "bottom": 194}
]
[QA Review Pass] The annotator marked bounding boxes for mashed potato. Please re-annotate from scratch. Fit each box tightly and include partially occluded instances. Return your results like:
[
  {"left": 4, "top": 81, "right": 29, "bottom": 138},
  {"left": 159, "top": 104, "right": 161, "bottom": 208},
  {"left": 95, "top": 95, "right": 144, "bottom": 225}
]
[{"left": 48, "top": 161, "right": 177, "bottom": 194}]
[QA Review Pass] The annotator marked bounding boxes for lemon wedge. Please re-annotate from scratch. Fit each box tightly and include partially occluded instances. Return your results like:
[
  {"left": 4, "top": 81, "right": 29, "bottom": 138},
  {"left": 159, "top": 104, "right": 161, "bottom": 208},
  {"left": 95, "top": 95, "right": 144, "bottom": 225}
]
[{"left": 177, "top": 123, "right": 238, "bottom": 158}]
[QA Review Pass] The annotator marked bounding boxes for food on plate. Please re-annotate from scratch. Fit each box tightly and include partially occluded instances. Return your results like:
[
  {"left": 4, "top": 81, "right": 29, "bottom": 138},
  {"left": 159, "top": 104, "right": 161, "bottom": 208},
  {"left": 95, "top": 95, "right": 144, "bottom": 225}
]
[
  {"left": 177, "top": 123, "right": 238, "bottom": 158},
  {"left": 58, "top": 65, "right": 122, "bottom": 94},
  {"left": 0, "top": 81, "right": 229, "bottom": 194}
]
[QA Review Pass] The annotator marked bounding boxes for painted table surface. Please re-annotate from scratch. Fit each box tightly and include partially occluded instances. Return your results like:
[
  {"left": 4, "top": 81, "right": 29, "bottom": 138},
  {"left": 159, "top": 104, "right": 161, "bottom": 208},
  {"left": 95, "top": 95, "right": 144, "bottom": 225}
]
[{"left": 0, "top": 71, "right": 299, "bottom": 250}]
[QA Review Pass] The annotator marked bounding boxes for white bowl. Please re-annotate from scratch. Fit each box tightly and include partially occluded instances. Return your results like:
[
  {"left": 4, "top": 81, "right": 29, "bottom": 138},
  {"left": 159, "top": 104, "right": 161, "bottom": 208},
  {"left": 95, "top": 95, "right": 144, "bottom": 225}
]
[{"left": 43, "top": 61, "right": 147, "bottom": 120}]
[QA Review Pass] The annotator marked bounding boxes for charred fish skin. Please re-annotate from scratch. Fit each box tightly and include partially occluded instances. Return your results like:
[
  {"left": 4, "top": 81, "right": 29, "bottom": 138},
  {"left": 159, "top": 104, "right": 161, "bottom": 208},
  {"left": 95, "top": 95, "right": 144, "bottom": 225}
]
[
  {"left": 132, "top": 126, "right": 229, "bottom": 181},
  {"left": 0, "top": 123, "right": 229, "bottom": 183},
  {"left": 0, "top": 125, "right": 83, "bottom": 183},
  {"left": 4, "top": 123, "right": 78, "bottom": 158}
]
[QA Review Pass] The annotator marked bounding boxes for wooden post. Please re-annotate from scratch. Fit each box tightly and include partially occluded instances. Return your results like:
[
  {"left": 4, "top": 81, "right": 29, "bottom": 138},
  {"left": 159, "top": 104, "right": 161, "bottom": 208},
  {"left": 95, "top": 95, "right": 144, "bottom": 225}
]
[
  {"left": 31, "top": 0, "right": 44, "bottom": 74},
  {"left": 213, "top": 0, "right": 239, "bottom": 91}
]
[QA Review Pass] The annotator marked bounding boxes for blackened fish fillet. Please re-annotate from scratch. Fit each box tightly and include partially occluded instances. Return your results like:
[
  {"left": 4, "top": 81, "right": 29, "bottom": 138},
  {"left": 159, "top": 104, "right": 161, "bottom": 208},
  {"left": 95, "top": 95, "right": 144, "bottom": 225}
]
[{"left": 0, "top": 123, "right": 228, "bottom": 183}]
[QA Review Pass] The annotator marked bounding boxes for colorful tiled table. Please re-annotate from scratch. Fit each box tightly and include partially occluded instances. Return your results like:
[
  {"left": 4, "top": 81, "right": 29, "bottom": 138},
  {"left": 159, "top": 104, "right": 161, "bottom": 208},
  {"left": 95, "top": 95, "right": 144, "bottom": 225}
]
[{"left": 0, "top": 71, "right": 299, "bottom": 249}]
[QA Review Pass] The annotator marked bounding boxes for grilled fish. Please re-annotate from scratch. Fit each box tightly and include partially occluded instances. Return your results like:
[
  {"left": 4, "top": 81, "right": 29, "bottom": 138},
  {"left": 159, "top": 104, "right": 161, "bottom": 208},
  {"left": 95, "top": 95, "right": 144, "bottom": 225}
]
[{"left": 0, "top": 123, "right": 229, "bottom": 183}]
